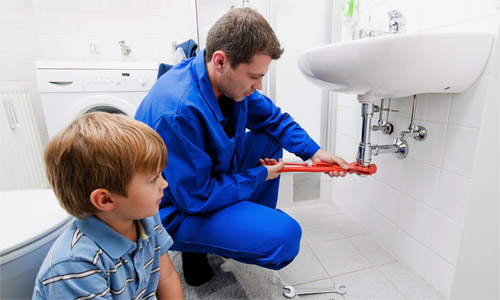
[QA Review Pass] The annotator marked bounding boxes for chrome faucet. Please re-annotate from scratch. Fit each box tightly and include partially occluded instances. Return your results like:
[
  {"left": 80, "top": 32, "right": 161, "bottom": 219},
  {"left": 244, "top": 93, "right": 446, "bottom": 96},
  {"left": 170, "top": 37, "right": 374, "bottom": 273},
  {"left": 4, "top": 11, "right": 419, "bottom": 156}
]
[
  {"left": 353, "top": 9, "right": 406, "bottom": 39},
  {"left": 388, "top": 10, "right": 406, "bottom": 34}
]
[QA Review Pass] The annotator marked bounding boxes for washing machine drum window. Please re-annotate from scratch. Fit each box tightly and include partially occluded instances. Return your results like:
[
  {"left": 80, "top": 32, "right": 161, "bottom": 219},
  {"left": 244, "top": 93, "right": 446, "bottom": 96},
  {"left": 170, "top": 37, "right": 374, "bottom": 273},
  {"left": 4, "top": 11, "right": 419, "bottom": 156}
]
[{"left": 84, "top": 105, "right": 127, "bottom": 115}]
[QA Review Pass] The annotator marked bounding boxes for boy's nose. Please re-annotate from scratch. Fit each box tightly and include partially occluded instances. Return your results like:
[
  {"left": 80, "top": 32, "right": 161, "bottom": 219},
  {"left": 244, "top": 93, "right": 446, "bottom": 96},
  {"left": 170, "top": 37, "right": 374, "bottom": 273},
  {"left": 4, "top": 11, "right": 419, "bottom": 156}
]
[{"left": 161, "top": 176, "right": 168, "bottom": 189}]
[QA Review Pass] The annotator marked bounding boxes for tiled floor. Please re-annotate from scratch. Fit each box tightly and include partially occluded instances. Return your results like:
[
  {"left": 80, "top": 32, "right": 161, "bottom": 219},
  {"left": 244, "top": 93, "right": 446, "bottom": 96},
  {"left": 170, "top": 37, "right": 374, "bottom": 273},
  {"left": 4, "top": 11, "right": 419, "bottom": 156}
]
[{"left": 278, "top": 203, "right": 446, "bottom": 300}]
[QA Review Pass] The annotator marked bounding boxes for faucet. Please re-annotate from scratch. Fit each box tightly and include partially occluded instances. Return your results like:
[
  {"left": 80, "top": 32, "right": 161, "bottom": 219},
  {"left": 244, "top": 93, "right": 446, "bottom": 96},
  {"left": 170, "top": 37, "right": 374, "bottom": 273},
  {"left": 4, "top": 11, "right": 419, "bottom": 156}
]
[
  {"left": 388, "top": 10, "right": 406, "bottom": 34},
  {"left": 118, "top": 41, "right": 131, "bottom": 56},
  {"left": 353, "top": 9, "right": 406, "bottom": 39}
]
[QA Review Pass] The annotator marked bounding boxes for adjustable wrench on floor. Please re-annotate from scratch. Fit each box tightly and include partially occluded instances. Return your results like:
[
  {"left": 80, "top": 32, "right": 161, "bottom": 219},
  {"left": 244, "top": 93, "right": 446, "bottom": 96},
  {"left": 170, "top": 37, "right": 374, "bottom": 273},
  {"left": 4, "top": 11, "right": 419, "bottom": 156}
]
[{"left": 283, "top": 284, "right": 347, "bottom": 298}]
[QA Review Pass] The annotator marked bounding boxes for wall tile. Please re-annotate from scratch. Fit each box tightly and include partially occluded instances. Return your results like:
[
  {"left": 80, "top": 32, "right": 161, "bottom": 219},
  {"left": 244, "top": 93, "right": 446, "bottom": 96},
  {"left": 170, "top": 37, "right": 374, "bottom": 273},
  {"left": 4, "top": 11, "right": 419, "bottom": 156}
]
[
  {"left": 76, "top": 12, "right": 103, "bottom": 36},
  {"left": 46, "top": 0, "right": 75, "bottom": 11},
  {"left": 401, "top": 158, "right": 440, "bottom": 207},
  {"left": 450, "top": 75, "right": 490, "bottom": 128},
  {"left": 48, "top": 10, "right": 78, "bottom": 35},
  {"left": 332, "top": 183, "right": 354, "bottom": 215},
  {"left": 429, "top": 212, "right": 462, "bottom": 264},
  {"left": 436, "top": 170, "right": 471, "bottom": 223},
  {"left": 371, "top": 179, "right": 399, "bottom": 223},
  {"left": 370, "top": 210, "right": 397, "bottom": 252},
  {"left": 371, "top": 153, "right": 405, "bottom": 190},
  {"left": 397, "top": 194, "right": 433, "bottom": 245},
  {"left": 334, "top": 133, "right": 358, "bottom": 162},
  {"left": 465, "top": 0, "right": 500, "bottom": 20},
  {"left": 100, "top": 0, "right": 125, "bottom": 14},
  {"left": 0, "top": 22, "right": 35, "bottom": 56},
  {"left": 425, "top": 251, "right": 455, "bottom": 297},
  {"left": 407, "top": 121, "right": 447, "bottom": 167},
  {"left": 351, "top": 196, "right": 373, "bottom": 231},
  {"left": 336, "top": 106, "right": 360, "bottom": 138},
  {"left": 394, "top": 228, "right": 428, "bottom": 276},
  {"left": 415, "top": 93, "right": 451, "bottom": 123},
  {"left": 421, "top": 0, "right": 466, "bottom": 30},
  {"left": 336, "top": 93, "right": 359, "bottom": 109},
  {"left": 442, "top": 125, "right": 479, "bottom": 177}
]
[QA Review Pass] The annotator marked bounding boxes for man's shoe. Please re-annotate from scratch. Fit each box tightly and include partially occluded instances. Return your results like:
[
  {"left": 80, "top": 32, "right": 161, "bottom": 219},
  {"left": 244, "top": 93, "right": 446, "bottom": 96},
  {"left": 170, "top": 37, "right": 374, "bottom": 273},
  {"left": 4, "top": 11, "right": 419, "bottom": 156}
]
[{"left": 181, "top": 252, "right": 215, "bottom": 286}]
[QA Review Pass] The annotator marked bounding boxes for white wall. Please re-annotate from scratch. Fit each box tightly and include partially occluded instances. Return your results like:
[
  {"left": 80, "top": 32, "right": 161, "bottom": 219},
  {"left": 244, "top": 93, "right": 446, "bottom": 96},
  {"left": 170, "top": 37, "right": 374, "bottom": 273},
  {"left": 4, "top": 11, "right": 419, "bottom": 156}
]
[
  {"left": 0, "top": 0, "right": 197, "bottom": 149},
  {"left": 0, "top": 0, "right": 45, "bottom": 144},
  {"left": 332, "top": 0, "right": 500, "bottom": 297}
]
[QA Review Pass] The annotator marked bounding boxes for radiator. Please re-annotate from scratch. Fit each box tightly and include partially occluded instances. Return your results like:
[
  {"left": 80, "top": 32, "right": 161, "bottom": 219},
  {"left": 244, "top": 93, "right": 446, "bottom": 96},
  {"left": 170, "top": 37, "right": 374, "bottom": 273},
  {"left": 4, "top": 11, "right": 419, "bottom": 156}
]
[{"left": 0, "top": 83, "right": 47, "bottom": 191}]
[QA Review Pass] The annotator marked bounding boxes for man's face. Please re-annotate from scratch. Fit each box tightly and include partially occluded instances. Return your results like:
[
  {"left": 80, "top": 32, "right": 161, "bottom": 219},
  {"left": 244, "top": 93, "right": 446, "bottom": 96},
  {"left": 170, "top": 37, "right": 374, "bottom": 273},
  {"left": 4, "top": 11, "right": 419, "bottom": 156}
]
[{"left": 219, "top": 53, "right": 272, "bottom": 102}]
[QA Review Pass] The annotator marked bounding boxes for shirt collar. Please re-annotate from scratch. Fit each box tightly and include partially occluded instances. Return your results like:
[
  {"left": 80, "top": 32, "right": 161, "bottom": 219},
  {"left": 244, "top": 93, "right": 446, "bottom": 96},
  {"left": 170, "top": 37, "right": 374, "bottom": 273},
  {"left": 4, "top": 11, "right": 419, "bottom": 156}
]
[
  {"left": 194, "top": 49, "right": 224, "bottom": 123},
  {"left": 76, "top": 216, "right": 154, "bottom": 259}
]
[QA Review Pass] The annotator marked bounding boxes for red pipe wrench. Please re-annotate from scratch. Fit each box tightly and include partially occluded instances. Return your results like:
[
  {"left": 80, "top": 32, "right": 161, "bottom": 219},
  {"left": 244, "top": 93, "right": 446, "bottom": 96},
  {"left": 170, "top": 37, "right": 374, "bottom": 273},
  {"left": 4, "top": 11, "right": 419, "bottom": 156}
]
[{"left": 268, "top": 161, "right": 377, "bottom": 175}]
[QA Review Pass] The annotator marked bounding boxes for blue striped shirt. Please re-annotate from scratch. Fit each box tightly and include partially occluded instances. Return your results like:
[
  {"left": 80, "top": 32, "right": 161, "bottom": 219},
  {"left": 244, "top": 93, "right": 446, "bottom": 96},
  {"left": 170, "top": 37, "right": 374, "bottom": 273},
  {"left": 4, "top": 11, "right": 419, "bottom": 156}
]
[{"left": 32, "top": 213, "right": 173, "bottom": 300}]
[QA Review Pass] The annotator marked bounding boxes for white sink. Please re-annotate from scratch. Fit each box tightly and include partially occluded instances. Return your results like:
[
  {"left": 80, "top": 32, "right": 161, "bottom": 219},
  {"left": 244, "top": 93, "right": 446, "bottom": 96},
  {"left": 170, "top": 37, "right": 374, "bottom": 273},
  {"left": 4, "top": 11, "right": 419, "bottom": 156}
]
[{"left": 297, "top": 32, "right": 494, "bottom": 103}]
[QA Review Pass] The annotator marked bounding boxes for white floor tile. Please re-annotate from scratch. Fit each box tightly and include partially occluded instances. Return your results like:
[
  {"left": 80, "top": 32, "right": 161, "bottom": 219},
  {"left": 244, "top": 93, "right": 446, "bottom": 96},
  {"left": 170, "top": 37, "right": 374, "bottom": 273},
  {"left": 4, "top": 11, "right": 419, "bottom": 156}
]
[
  {"left": 301, "top": 215, "right": 344, "bottom": 245},
  {"left": 378, "top": 262, "right": 445, "bottom": 300},
  {"left": 349, "top": 234, "right": 397, "bottom": 266},
  {"left": 333, "top": 268, "right": 405, "bottom": 300},
  {"left": 278, "top": 245, "right": 329, "bottom": 286},
  {"left": 328, "top": 214, "right": 367, "bottom": 237},
  {"left": 310, "top": 239, "right": 372, "bottom": 277}
]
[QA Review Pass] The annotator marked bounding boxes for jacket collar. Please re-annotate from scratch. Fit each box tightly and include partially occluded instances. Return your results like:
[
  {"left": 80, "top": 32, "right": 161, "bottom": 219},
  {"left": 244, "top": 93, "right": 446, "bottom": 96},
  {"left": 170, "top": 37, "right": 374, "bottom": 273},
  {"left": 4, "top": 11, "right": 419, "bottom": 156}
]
[{"left": 194, "top": 49, "right": 224, "bottom": 123}]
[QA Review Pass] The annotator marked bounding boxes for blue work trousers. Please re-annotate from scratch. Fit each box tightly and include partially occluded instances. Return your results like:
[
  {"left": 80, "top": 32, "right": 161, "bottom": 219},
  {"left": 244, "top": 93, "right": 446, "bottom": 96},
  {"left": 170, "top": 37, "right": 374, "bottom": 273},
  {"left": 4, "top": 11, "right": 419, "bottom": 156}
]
[{"left": 169, "top": 130, "right": 302, "bottom": 270}]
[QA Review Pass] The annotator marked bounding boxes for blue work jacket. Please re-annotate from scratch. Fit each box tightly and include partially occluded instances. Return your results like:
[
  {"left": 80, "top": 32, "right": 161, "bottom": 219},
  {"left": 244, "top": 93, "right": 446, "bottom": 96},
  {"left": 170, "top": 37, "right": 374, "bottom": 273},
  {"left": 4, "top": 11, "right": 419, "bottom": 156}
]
[{"left": 135, "top": 50, "right": 320, "bottom": 233}]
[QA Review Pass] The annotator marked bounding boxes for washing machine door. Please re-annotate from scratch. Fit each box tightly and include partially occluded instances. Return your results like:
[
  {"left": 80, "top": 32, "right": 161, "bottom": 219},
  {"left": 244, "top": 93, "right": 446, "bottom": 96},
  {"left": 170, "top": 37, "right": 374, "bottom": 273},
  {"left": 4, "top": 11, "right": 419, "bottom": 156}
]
[{"left": 66, "top": 95, "right": 137, "bottom": 125}]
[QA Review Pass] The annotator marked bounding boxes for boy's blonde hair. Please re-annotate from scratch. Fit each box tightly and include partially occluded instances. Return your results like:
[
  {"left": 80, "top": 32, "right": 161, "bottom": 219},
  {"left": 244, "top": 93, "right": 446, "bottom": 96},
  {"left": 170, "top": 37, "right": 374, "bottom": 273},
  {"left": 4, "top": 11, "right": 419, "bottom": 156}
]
[{"left": 44, "top": 112, "right": 167, "bottom": 219}]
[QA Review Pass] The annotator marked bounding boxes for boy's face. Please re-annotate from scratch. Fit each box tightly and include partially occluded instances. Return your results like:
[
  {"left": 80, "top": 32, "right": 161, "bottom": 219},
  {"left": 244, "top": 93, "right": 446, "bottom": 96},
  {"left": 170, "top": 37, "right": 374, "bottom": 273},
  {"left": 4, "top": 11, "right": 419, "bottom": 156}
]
[{"left": 111, "top": 169, "right": 168, "bottom": 220}]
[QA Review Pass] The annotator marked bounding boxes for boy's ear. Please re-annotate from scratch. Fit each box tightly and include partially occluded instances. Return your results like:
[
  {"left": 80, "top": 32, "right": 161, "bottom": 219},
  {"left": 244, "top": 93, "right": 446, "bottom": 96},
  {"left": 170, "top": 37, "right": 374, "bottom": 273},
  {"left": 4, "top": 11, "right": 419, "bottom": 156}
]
[{"left": 90, "top": 189, "right": 115, "bottom": 211}]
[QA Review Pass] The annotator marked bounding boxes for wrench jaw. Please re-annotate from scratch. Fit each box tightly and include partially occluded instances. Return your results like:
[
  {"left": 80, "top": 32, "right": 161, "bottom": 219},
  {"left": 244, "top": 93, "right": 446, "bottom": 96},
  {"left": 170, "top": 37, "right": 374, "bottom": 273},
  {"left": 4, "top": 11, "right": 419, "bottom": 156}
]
[
  {"left": 283, "top": 285, "right": 296, "bottom": 298},
  {"left": 335, "top": 283, "right": 348, "bottom": 296}
]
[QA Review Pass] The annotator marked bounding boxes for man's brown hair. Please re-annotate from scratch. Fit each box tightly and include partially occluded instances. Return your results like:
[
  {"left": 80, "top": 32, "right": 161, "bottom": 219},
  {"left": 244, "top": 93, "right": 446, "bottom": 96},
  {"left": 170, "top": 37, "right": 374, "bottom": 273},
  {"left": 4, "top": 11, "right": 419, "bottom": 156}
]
[
  {"left": 205, "top": 7, "right": 284, "bottom": 68},
  {"left": 44, "top": 112, "right": 167, "bottom": 219}
]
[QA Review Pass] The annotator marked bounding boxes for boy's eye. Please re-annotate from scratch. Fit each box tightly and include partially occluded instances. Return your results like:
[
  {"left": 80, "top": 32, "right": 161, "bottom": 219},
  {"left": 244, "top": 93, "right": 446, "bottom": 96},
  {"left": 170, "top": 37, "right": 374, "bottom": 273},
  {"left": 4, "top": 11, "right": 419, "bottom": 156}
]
[{"left": 151, "top": 175, "right": 159, "bottom": 183}]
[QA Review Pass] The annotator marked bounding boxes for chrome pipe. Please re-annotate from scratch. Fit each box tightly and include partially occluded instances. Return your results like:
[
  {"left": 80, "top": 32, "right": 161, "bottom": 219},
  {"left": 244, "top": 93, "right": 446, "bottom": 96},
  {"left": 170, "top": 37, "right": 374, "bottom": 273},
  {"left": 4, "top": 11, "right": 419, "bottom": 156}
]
[{"left": 357, "top": 103, "right": 374, "bottom": 167}]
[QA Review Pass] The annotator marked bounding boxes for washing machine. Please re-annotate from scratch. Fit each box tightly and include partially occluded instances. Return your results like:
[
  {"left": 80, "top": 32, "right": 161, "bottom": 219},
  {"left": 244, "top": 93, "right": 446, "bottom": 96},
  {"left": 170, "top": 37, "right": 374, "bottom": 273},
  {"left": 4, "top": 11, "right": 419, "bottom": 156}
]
[
  {"left": 36, "top": 61, "right": 158, "bottom": 138},
  {"left": 0, "top": 189, "right": 73, "bottom": 299}
]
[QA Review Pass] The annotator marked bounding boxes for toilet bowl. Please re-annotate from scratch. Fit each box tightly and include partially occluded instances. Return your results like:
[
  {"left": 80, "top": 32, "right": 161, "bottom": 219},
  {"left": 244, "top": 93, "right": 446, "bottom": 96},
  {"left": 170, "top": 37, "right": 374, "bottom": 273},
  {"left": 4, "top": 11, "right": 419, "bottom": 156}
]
[{"left": 0, "top": 189, "right": 73, "bottom": 299}]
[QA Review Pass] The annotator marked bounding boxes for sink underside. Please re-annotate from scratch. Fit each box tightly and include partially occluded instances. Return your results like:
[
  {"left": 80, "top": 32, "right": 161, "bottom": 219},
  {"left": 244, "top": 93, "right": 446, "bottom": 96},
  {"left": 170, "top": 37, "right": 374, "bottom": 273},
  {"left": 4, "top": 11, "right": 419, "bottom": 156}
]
[{"left": 297, "top": 32, "right": 494, "bottom": 102}]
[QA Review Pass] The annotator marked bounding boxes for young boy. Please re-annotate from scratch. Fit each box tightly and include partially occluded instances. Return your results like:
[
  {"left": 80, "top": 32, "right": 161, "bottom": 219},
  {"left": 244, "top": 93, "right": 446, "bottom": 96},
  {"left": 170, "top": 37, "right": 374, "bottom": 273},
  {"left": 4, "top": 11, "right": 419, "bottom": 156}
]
[{"left": 32, "top": 112, "right": 184, "bottom": 299}]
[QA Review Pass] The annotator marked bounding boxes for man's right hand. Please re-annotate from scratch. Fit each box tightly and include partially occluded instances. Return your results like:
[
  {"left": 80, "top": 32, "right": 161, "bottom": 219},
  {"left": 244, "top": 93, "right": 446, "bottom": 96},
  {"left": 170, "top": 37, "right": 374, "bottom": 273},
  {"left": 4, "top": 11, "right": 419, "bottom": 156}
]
[{"left": 259, "top": 158, "right": 284, "bottom": 181}]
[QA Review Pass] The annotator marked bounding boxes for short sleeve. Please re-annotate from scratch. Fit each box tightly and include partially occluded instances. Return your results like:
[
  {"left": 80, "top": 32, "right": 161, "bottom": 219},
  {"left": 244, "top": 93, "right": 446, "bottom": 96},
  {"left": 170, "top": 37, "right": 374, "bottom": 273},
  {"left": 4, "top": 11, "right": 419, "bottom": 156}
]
[{"left": 33, "top": 259, "right": 111, "bottom": 300}]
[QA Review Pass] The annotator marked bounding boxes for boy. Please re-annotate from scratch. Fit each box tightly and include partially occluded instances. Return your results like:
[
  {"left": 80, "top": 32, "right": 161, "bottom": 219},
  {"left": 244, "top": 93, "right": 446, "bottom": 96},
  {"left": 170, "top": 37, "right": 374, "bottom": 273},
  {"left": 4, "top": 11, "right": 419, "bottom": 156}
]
[{"left": 33, "top": 112, "right": 184, "bottom": 299}]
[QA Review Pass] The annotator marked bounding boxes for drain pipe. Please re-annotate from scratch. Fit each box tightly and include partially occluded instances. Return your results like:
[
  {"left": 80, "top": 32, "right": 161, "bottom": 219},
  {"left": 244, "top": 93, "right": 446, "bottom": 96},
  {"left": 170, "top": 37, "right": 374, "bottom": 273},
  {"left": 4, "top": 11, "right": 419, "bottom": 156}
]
[{"left": 357, "top": 102, "right": 408, "bottom": 167}]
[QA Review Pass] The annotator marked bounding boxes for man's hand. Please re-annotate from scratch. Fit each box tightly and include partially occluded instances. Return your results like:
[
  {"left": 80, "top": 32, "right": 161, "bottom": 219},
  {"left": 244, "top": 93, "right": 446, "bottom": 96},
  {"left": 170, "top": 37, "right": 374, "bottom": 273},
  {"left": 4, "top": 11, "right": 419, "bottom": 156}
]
[
  {"left": 310, "top": 149, "right": 348, "bottom": 178},
  {"left": 260, "top": 158, "right": 285, "bottom": 181}
]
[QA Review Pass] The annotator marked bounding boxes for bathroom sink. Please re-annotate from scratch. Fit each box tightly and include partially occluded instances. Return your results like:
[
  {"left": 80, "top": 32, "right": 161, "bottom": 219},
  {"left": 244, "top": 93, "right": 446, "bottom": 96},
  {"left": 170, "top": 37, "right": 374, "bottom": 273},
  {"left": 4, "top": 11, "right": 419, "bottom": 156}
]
[{"left": 297, "top": 32, "right": 494, "bottom": 102}]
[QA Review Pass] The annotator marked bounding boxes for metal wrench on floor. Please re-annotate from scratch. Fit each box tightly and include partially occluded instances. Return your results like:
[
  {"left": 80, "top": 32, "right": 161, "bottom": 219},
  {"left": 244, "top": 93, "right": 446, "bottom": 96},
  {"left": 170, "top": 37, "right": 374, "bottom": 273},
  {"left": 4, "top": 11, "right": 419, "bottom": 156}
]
[{"left": 283, "top": 283, "right": 347, "bottom": 298}]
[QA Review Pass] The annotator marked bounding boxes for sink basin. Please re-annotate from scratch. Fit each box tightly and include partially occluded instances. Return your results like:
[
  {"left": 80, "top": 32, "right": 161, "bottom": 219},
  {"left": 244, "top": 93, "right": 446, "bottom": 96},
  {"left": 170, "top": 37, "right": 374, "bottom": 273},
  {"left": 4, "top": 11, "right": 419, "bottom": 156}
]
[{"left": 297, "top": 32, "right": 494, "bottom": 103}]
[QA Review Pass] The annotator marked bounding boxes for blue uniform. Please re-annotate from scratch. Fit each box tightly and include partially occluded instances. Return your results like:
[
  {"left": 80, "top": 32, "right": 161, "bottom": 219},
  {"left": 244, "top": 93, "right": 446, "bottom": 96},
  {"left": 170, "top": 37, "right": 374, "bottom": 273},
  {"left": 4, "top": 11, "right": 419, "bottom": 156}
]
[
  {"left": 33, "top": 214, "right": 172, "bottom": 299},
  {"left": 135, "top": 50, "right": 320, "bottom": 270}
]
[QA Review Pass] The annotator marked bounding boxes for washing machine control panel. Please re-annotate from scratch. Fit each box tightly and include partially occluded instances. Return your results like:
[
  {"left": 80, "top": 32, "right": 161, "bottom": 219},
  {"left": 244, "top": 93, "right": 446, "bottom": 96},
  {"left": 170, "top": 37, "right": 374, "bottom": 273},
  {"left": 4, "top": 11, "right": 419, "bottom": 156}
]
[{"left": 83, "top": 70, "right": 157, "bottom": 92}]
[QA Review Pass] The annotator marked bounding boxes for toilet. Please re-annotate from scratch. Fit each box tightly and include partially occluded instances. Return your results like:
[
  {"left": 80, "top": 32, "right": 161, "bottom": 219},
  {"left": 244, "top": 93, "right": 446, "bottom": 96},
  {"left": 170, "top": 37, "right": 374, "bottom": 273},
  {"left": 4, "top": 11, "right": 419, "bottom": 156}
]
[{"left": 0, "top": 189, "right": 73, "bottom": 299}]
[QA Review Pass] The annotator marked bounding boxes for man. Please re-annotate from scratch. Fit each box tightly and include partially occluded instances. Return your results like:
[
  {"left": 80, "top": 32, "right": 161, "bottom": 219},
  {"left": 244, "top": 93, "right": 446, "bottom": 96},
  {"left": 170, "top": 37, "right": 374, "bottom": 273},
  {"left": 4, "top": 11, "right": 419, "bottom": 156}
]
[{"left": 135, "top": 7, "right": 348, "bottom": 286}]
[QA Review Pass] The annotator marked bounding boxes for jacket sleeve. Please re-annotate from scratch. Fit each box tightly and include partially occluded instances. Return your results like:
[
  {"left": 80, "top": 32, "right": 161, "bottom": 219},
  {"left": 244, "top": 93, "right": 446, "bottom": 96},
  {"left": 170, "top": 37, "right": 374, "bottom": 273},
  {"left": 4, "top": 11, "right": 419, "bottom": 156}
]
[
  {"left": 246, "top": 91, "right": 320, "bottom": 161},
  {"left": 155, "top": 113, "right": 268, "bottom": 215}
]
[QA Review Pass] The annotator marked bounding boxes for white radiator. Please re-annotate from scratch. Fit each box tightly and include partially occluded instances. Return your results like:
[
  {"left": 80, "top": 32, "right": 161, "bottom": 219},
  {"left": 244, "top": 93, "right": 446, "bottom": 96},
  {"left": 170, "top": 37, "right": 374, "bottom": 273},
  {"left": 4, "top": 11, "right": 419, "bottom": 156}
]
[{"left": 0, "top": 83, "right": 47, "bottom": 191}]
